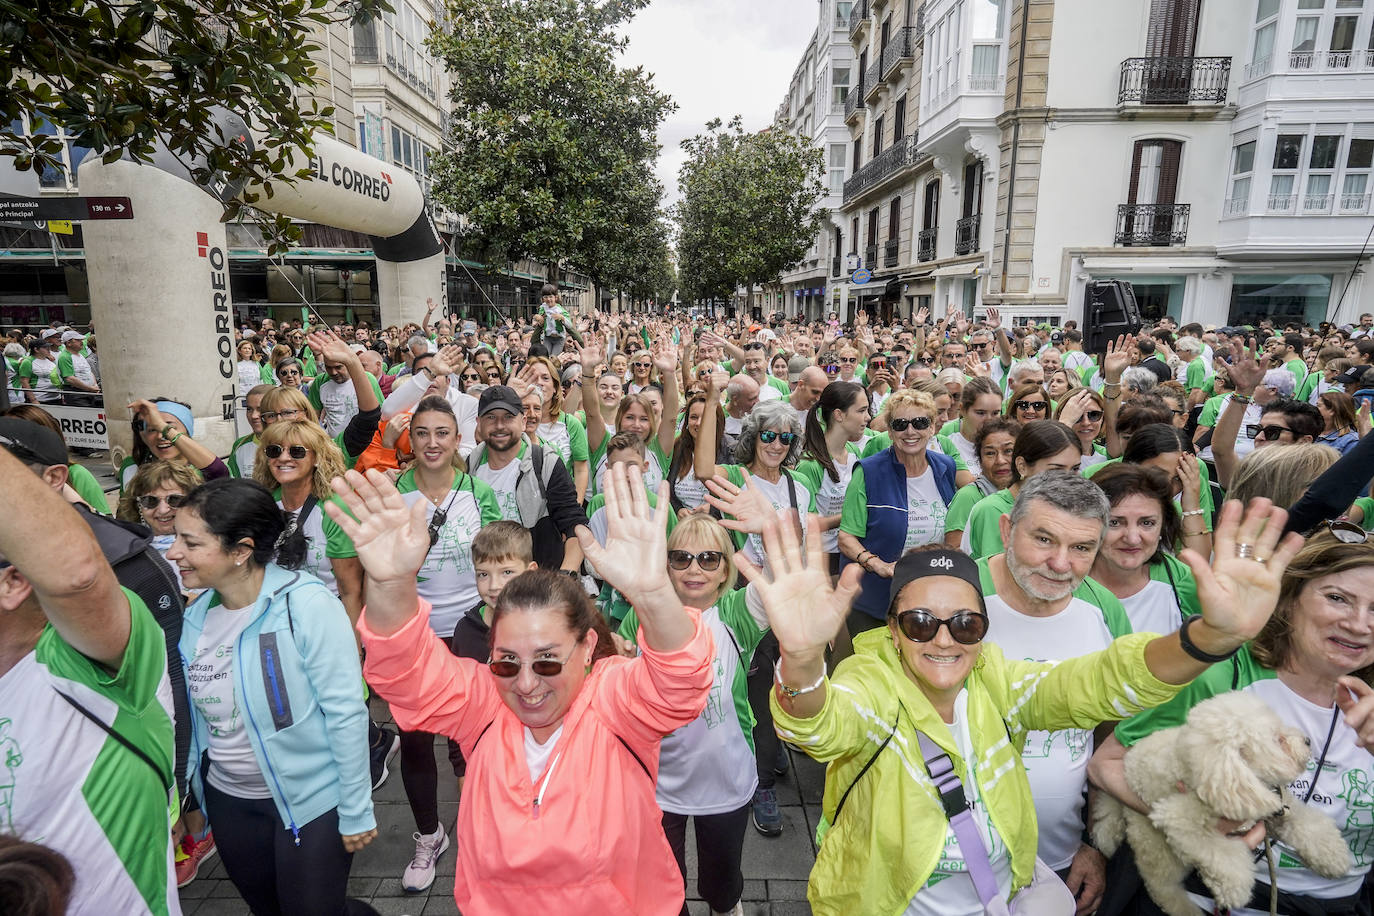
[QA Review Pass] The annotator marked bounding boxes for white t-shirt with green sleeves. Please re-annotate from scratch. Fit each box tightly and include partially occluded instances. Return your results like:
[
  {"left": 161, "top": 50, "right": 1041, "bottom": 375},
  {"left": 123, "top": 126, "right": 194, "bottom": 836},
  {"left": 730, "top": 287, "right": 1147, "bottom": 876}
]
[
  {"left": 719, "top": 464, "right": 816, "bottom": 571},
  {"left": 536, "top": 412, "right": 589, "bottom": 471},
  {"left": 395, "top": 469, "right": 502, "bottom": 637},
  {"left": 274, "top": 491, "right": 356, "bottom": 596}
]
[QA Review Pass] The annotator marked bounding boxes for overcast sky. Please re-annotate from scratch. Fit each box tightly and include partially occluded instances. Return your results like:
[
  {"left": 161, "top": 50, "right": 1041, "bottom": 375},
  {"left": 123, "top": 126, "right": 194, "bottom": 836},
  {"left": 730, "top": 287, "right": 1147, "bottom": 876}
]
[{"left": 620, "top": 0, "right": 818, "bottom": 208}]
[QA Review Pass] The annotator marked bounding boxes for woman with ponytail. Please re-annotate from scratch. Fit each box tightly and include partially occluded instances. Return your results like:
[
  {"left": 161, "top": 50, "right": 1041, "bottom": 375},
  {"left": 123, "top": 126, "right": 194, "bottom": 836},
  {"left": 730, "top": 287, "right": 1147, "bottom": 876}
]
[
  {"left": 667, "top": 392, "right": 727, "bottom": 517},
  {"left": 793, "top": 382, "right": 869, "bottom": 576}
]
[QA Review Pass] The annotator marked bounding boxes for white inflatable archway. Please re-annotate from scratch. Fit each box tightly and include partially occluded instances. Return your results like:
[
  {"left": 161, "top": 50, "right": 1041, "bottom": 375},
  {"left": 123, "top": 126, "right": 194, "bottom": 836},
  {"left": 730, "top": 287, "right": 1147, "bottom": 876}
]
[{"left": 78, "top": 126, "right": 445, "bottom": 461}]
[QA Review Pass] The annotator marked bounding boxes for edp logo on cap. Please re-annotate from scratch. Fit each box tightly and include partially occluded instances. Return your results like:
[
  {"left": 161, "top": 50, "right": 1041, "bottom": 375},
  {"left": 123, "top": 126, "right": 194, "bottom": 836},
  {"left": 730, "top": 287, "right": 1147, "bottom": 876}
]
[{"left": 930, "top": 556, "right": 954, "bottom": 570}]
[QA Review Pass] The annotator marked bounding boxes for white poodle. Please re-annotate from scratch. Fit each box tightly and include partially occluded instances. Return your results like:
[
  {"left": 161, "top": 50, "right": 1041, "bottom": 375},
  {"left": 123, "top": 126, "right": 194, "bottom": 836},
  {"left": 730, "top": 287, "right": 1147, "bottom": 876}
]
[{"left": 1093, "top": 692, "right": 1351, "bottom": 916}]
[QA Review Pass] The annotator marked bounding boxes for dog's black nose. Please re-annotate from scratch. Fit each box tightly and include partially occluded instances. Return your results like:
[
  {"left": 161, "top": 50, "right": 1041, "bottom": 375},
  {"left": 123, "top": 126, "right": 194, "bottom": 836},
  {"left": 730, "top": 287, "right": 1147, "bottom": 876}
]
[{"left": 1303, "top": 735, "right": 1312, "bottom": 747}]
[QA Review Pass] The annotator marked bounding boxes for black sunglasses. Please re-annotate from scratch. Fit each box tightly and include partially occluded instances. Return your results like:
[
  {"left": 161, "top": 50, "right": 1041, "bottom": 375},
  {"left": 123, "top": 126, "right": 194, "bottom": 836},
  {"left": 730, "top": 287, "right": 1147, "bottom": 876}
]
[
  {"left": 894, "top": 609, "right": 989, "bottom": 645},
  {"left": 1014, "top": 399, "right": 1048, "bottom": 412},
  {"left": 889, "top": 416, "right": 932, "bottom": 432},
  {"left": 1082, "top": 410, "right": 1104, "bottom": 423},
  {"left": 1248, "top": 424, "right": 1292, "bottom": 440},
  {"left": 917, "top": 356, "right": 935, "bottom": 364},
  {"left": 278, "top": 368, "right": 302, "bottom": 377},
  {"left": 823, "top": 363, "right": 840, "bottom": 373},
  {"left": 137, "top": 494, "right": 187, "bottom": 511},
  {"left": 264, "top": 444, "right": 311, "bottom": 460},
  {"left": 487, "top": 650, "right": 575, "bottom": 679},
  {"left": 758, "top": 430, "right": 798, "bottom": 445},
  {"left": 668, "top": 549, "right": 725, "bottom": 571}
]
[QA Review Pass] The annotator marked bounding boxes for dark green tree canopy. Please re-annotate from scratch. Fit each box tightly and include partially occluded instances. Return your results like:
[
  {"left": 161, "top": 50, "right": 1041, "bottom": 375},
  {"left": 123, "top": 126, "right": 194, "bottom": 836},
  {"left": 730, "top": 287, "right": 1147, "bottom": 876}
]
[
  {"left": 675, "top": 116, "right": 827, "bottom": 305},
  {"left": 1, "top": 0, "right": 386, "bottom": 250},
  {"left": 428, "top": 0, "right": 674, "bottom": 278}
]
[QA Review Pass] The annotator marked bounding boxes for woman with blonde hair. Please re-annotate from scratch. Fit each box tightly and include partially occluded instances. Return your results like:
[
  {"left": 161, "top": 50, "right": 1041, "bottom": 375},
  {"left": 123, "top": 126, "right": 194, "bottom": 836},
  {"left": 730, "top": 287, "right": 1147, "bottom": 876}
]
[
  {"left": 258, "top": 383, "right": 378, "bottom": 469},
  {"left": 517, "top": 354, "right": 590, "bottom": 500},
  {"left": 1228, "top": 442, "right": 1340, "bottom": 511}
]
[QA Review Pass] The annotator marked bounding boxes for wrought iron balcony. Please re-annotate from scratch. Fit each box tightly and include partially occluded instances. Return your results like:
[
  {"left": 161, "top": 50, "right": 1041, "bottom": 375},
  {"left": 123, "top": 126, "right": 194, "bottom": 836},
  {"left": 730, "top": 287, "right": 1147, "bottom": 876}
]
[
  {"left": 1118, "top": 56, "right": 1231, "bottom": 105},
  {"left": 844, "top": 80, "right": 866, "bottom": 121},
  {"left": 832, "top": 257, "right": 843, "bottom": 277},
  {"left": 917, "top": 227, "right": 937, "bottom": 262},
  {"left": 954, "top": 214, "right": 981, "bottom": 255},
  {"left": 864, "top": 59, "right": 884, "bottom": 101},
  {"left": 1114, "top": 203, "right": 1190, "bottom": 247},
  {"left": 880, "top": 27, "right": 917, "bottom": 80},
  {"left": 915, "top": 4, "right": 926, "bottom": 42},
  {"left": 843, "top": 133, "right": 921, "bottom": 203},
  {"left": 864, "top": 244, "right": 879, "bottom": 269},
  {"left": 849, "top": 0, "right": 870, "bottom": 37},
  {"left": 883, "top": 238, "right": 900, "bottom": 267}
]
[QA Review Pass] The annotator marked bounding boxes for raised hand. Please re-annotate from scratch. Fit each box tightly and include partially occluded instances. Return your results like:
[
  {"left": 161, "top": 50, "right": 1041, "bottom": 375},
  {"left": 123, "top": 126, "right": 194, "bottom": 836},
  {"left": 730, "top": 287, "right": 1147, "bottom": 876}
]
[
  {"left": 429, "top": 344, "right": 464, "bottom": 378},
  {"left": 914, "top": 305, "right": 930, "bottom": 326},
  {"left": 703, "top": 475, "right": 776, "bottom": 535},
  {"left": 1176, "top": 453, "right": 1202, "bottom": 511},
  {"left": 963, "top": 353, "right": 989, "bottom": 378},
  {"left": 1180, "top": 498, "right": 1305, "bottom": 648},
  {"left": 1102, "top": 334, "right": 1134, "bottom": 383},
  {"left": 652, "top": 340, "right": 678, "bottom": 375},
  {"left": 1225, "top": 339, "right": 1265, "bottom": 396},
  {"left": 985, "top": 306, "right": 1002, "bottom": 330},
  {"left": 574, "top": 462, "right": 677, "bottom": 611},
  {"left": 306, "top": 328, "right": 359, "bottom": 369},
  {"left": 737, "top": 516, "right": 862, "bottom": 660},
  {"left": 325, "top": 468, "right": 431, "bottom": 586},
  {"left": 1057, "top": 388, "right": 1094, "bottom": 427}
]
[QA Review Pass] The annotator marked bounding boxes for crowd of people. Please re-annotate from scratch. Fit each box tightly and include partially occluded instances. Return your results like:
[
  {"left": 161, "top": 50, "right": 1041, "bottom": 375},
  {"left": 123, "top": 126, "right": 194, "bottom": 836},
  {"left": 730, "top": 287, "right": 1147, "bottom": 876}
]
[{"left": 5, "top": 288, "right": 1374, "bottom": 916}]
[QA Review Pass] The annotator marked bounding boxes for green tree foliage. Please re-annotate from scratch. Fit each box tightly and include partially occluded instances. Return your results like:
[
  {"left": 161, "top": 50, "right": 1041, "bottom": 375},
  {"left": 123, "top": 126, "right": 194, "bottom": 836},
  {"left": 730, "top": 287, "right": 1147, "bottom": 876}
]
[
  {"left": 675, "top": 116, "right": 828, "bottom": 306},
  {"left": 1, "top": 0, "right": 386, "bottom": 251},
  {"left": 428, "top": 0, "right": 675, "bottom": 282}
]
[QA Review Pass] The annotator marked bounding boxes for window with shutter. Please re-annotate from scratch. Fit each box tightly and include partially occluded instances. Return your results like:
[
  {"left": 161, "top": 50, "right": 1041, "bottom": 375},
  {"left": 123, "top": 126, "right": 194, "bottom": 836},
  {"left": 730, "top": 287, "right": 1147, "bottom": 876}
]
[{"left": 889, "top": 197, "right": 901, "bottom": 240}]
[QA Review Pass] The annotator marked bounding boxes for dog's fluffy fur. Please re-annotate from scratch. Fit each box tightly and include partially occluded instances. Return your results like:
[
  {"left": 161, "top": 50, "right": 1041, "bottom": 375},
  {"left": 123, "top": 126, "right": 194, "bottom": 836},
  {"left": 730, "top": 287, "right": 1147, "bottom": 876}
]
[{"left": 1092, "top": 692, "right": 1351, "bottom": 916}]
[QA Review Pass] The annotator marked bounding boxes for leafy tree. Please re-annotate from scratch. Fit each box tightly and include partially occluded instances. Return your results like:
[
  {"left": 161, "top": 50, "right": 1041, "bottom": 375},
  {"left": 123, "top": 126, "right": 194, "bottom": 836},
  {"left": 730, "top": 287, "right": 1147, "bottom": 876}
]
[
  {"left": 1, "top": 0, "right": 385, "bottom": 251},
  {"left": 675, "top": 116, "right": 827, "bottom": 310},
  {"left": 428, "top": 0, "right": 675, "bottom": 283},
  {"left": 566, "top": 160, "right": 672, "bottom": 306}
]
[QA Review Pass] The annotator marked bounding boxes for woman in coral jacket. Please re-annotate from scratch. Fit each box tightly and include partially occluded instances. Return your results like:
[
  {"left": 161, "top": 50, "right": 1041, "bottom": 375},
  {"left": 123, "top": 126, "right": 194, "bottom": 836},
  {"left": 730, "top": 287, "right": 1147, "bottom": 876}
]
[{"left": 327, "top": 462, "right": 714, "bottom": 915}]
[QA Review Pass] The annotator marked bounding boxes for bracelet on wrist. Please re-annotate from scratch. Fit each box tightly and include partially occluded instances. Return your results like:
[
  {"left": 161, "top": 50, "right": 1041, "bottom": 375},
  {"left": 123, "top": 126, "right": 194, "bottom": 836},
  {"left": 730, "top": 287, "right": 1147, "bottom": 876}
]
[
  {"left": 774, "top": 658, "right": 827, "bottom": 698},
  {"left": 1179, "top": 615, "right": 1239, "bottom": 664},
  {"left": 1231, "top": 393, "right": 1252, "bottom": 404},
  {"left": 1181, "top": 508, "right": 1206, "bottom": 517}
]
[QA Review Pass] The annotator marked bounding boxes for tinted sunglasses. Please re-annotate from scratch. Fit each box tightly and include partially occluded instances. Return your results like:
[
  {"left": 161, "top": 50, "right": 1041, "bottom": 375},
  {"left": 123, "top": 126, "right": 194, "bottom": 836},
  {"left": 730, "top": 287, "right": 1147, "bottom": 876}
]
[
  {"left": 278, "top": 368, "right": 302, "bottom": 377},
  {"left": 823, "top": 363, "right": 840, "bottom": 374},
  {"left": 1248, "top": 424, "right": 1292, "bottom": 440},
  {"left": 917, "top": 356, "right": 934, "bottom": 364},
  {"left": 1082, "top": 410, "right": 1104, "bottom": 423},
  {"left": 668, "top": 549, "right": 725, "bottom": 571},
  {"left": 460, "top": 372, "right": 481, "bottom": 382},
  {"left": 758, "top": 430, "right": 798, "bottom": 445},
  {"left": 487, "top": 650, "right": 575, "bottom": 679},
  {"left": 894, "top": 609, "right": 989, "bottom": 645},
  {"left": 1314, "top": 519, "right": 1370, "bottom": 544},
  {"left": 839, "top": 357, "right": 858, "bottom": 364},
  {"left": 1014, "top": 399, "right": 1048, "bottom": 412},
  {"left": 632, "top": 362, "right": 651, "bottom": 369},
  {"left": 889, "top": 416, "right": 932, "bottom": 432},
  {"left": 137, "top": 494, "right": 186, "bottom": 511},
  {"left": 264, "top": 444, "right": 311, "bottom": 460}
]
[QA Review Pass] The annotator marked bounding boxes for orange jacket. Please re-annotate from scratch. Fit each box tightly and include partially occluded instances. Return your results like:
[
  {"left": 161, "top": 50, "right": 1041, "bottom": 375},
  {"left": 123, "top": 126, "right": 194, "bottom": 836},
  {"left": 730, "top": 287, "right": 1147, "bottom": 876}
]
[{"left": 359, "top": 601, "right": 714, "bottom": 915}]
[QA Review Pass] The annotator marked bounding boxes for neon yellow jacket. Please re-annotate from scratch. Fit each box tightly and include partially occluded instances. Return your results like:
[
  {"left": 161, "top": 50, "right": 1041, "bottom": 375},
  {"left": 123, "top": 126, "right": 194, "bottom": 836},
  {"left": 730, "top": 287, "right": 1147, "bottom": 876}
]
[{"left": 772, "top": 627, "right": 1184, "bottom": 915}]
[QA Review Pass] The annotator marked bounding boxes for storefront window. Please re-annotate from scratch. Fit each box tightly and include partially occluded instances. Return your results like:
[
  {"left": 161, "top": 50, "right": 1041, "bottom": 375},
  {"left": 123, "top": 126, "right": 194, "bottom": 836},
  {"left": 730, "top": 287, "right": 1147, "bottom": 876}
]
[
  {"left": 1123, "top": 276, "right": 1185, "bottom": 324},
  {"left": 1229, "top": 273, "right": 1332, "bottom": 326}
]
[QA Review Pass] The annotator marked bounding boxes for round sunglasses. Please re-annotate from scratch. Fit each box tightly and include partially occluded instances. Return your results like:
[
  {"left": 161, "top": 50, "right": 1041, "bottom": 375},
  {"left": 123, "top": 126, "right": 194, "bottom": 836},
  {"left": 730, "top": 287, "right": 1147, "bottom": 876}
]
[
  {"left": 264, "top": 444, "right": 312, "bottom": 460},
  {"left": 893, "top": 609, "right": 989, "bottom": 645},
  {"left": 889, "top": 416, "right": 931, "bottom": 432},
  {"left": 137, "top": 494, "right": 186, "bottom": 511},
  {"left": 668, "top": 549, "right": 725, "bottom": 571},
  {"left": 758, "top": 430, "right": 798, "bottom": 445},
  {"left": 1014, "top": 399, "right": 1048, "bottom": 413},
  {"left": 487, "top": 650, "right": 575, "bottom": 679}
]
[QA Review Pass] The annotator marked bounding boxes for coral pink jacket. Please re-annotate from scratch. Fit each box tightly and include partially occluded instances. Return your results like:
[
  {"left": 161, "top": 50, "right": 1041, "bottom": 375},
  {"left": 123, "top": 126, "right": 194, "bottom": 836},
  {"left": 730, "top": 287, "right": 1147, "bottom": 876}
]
[{"left": 359, "top": 602, "right": 714, "bottom": 915}]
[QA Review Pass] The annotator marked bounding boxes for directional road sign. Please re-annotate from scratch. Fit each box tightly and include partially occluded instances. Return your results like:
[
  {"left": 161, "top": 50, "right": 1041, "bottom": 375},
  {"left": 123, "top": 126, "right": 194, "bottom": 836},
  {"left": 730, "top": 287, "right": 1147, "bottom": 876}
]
[
  {"left": 0, "top": 194, "right": 134, "bottom": 223},
  {"left": 851, "top": 268, "right": 873, "bottom": 285}
]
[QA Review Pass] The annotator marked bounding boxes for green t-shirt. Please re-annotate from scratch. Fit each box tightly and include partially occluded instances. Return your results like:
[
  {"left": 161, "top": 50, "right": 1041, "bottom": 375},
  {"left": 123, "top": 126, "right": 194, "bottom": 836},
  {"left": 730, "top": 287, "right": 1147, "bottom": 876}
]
[
  {"left": 69, "top": 462, "right": 111, "bottom": 514},
  {"left": 764, "top": 375, "right": 790, "bottom": 398},
  {"left": 1184, "top": 357, "right": 1208, "bottom": 392},
  {"left": 962, "top": 488, "right": 1016, "bottom": 559},
  {"left": 1197, "top": 393, "right": 1226, "bottom": 428},
  {"left": 945, "top": 481, "right": 996, "bottom": 536},
  {"left": 537, "top": 412, "right": 590, "bottom": 471},
  {"left": 1285, "top": 357, "right": 1309, "bottom": 385},
  {"left": 1085, "top": 456, "right": 1215, "bottom": 533}
]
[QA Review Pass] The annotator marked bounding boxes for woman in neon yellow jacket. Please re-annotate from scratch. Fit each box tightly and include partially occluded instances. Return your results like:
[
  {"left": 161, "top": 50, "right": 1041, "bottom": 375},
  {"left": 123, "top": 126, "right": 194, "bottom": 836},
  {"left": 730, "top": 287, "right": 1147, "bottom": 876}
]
[{"left": 740, "top": 498, "right": 1304, "bottom": 916}]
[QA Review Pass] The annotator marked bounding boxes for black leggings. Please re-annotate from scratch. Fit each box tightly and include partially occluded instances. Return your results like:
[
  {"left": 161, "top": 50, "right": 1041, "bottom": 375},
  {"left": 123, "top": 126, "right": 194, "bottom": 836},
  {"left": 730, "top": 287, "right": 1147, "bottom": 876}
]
[
  {"left": 747, "top": 630, "right": 780, "bottom": 789},
  {"left": 662, "top": 802, "right": 752, "bottom": 916},
  {"left": 204, "top": 782, "right": 378, "bottom": 916},
  {"left": 399, "top": 630, "right": 465, "bottom": 834}
]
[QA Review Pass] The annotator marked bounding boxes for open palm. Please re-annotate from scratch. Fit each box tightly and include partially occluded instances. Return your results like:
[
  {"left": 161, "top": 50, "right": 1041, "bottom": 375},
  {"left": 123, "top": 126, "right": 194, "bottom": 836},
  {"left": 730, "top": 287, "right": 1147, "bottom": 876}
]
[
  {"left": 1180, "top": 498, "right": 1305, "bottom": 643},
  {"left": 575, "top": 463, "right": 673, "bottom": 607},
  {"left": 325, "top": 469, "right": 431, "bottom": 584},
  {"left": 737, "top": 515, "right": 862, "bottom": 658}
]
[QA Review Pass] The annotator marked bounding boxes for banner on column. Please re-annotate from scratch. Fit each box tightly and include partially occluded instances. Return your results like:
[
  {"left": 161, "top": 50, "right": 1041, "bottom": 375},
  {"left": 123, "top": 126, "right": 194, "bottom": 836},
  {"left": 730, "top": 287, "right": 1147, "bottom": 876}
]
[{"left": 45, "top": 404, "right": 110, "bottom": 449}]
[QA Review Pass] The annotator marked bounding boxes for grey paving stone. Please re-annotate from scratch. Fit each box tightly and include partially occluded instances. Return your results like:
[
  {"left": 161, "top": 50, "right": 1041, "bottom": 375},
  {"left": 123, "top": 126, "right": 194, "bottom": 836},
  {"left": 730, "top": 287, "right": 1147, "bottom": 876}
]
[
  {"left": 185, "top": 899, "right": 250, "bottom": 915},
  {"left": 766, "top": 879, "right": 810, "bottom": 901}
]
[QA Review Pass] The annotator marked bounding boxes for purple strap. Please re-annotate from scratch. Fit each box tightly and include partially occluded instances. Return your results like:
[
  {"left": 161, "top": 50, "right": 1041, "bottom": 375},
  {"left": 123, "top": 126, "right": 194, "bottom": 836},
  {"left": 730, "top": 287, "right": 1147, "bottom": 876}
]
[{"left": 917, "top": 730, "right": 1002, "bottom": 909}]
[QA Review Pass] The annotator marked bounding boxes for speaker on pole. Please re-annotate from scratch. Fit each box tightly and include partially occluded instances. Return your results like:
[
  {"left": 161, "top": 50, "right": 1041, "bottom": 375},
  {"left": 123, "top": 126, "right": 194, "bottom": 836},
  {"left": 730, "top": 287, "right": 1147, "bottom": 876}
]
[{"left": 1084, "top": 279, "right": 1143, "bottom": 355}]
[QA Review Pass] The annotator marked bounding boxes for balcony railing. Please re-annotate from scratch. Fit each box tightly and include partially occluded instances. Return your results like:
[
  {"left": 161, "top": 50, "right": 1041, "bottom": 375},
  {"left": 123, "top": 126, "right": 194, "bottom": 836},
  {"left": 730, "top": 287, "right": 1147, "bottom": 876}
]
[
  {"left": 832, "top": 257, "right": 843, "bottom": 277},
  {"left": 1114, "top": 203, "right": 1190, "bottom": 246},
  {"left": 884, "top": 239, "right": 900, "bottom": 267},
  {"left": 864, "top": 244, "right": 879, "bottom": 268},
  {"left": 1223, "top": 196, "right": 1249, "bottom": 217},
  {"left": 880, "top": 27, "right": 917, "bottom": 80},
  {"left": 1341, "top": 193, "right": 1372, "bottom": 212},
  {"left": 1303, "top": 193, "right": 1334, "bottom": 212},
  {"left": 1288, "top": 48, "right": 1374, "bottom": 71},
  {"left": 1267, "top": 194, "right": 1297, "bottom": 213},
  {"left": 864, "top": 59, "right": 884, "bottom": 100},
  {"left": 917, "top": 227, "right": 937, "bottom": 262},
  {"left": 844, "top": 79, "right": 866, "bottom": 120},
  {"left": 849, "top": 0, "right": 870, "bottom": 37},
  {"left": 915, "top": 4, "right": 926, "bottom": 42},
  {"left": 842, "top": 133, "right": 922, "bottom": 203},
  {"left": 1117, "top": 57, "right": 1231, "bottom": 104},
  {"left": 954, "top": 214, "right": 981, "bottom": 255}
]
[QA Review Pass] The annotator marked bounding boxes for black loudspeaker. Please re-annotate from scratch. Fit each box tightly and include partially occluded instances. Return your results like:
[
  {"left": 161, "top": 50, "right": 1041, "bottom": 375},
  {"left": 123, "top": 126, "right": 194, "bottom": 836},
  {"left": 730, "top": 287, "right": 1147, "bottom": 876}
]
[{"left": 1084, "top": 279, "right": 1143, "bottom": 354}]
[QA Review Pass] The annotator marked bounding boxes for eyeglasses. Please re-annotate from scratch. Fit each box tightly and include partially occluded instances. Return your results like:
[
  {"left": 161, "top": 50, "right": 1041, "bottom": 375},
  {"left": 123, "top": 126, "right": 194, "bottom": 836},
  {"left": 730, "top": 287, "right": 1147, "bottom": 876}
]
[
  {"left": 1014, "top": 399, "right": 1048, "bottom": 413},
  {"left": 1314, "top": 519, "right": 1370, "bottom": 544},
  {"left": 839, "top": 357, "right": 858, "bottom": 364},
  {"left": 1248, "top": 424, "right": 1292, "bottom": 441},
  {"left": 667, "top": 550, "right": 725, "bottom": 571},
  {"left": 823, "top": 364, "right": 840, "bottom": 374},
  {"left": 278, "top": 369, "right": 302, "bottom": 378},
  {"left": 758, "top": 430, "right": 798, "bottom": 445},
  {"left": 889, "top": 416, "right": 932, "bottom": 432},
  {"left": 893, "top": 609, "right": 989, "bottom": 645},
  {"left": 486, "top": 368, "right": 502, "bottom": 379},
  {"left": 460, "top": 373, "right": 481, "bottom": 382},
  {"left": 917, "top": 356, "right": 935, "bottom": 365},
  {"left": 971, "top": 341, "right": 993, "bottom": 350},
  {"left": 136, "top": 494, "right": 187, "bottom": 511},
  {"left": 1082, "top": 410, "right": 1104, "bottom": 423},
  {"left": 264, "top": 444, "right": 311, "bottom": 460},
  {"left": 632, "top": 362, "right": 651, "bottom": 369},
  {"left": 487, "top": 650, "right": 575, "bottom": 679},
  {"left": 260, "top": 409, "right": 303, "bottom": 423}
]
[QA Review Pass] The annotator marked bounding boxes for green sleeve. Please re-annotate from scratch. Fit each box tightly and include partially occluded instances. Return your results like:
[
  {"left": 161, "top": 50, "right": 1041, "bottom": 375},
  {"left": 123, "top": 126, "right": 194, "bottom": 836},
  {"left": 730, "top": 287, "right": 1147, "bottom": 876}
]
[
  {"left": 1198, "top": 395, "right": 1222, "bottom": 428},
  {"left": 307, "top": 377, "right": 325, "bottom": 412},
  {"left": 936, "top": 434, "right": 968, "bottom": 471},
  {"left": 1286, "top": 358, "right": 1308, "bottom": 383},
  {"left": 1297, "top": 373, "right": 1319, "bottom": 403},
  {"left": 35, "top": 588, "right": 167, "bottom": 710},
  {"left": 722, "top": 464, "right": 747, "bottom": 488},
  {"left": 366, "top": 372, "right": 384, "bottom": 405},
  {"left": 717, "top": 587, "right": 767, "bottom": 656},
  {"left": 68, "top": 463, "right": 111, "bottom": 515},
  {"left": 1185, "top": 359, "right": 1206, "bottom": 392},
  {"left": 617, "top": 608, "right": 639, "bottom": 642},
  {"left": 1077, "top": 578, "right": 1133, "bottom": 638},
  {"left": 861, "top": 432, "right": 891, "bottom": 458},
  {"left": 1084, "top": 457, "right": 1122, "bottom": 478},
  {"left": 1356, "top": 496, "right": 1374, "bottom": 530},
  {"left": 474, "top": 479, "right": 503, "bottom": 525},
  {"left": 333, "top": 430, "right": 360, "bottom": 469},
  {"left": 56, "top": 350, "right": 74, "bottom": 381},
  {"left": 766, "top": 376, "right": 790, "bottom": 397},
  {"left": 18, "top": 356, "right": 34, "bottom": 380},
  {"left": 792, "top": 460, "right": 823, "bottom": 499},
  {"left": 944, "top": 482, "right": 985, "bottom": 535},
  {"left": 966, "top": 493, "right": 1012, "bottom": 560},
  {"left": 939, "top": 419, "right": 960, "bottom": 437},
  {"left": 1155, "top": 553, "right": 1202, "bottom": 618},
  {"left": 647, "top": 437, "right": 669, "bottom": 473},
  {"left": 260, "top": 363, "right": 274, "bottom": 384},
  {"left": 565, "top": 414, "right": 589, "bottom": 463},
  {"left": 1194, "top": 456, "right": 1214, "bottom": 532},
  {"left": 839, "top": 464, "right": 869, "bottom": 538},
  {"left": 322, "top": 496, "right": 358, "bottom": 559},
  {"left": 1114, "top": 649, "right": 1269, "bottom": 747}
]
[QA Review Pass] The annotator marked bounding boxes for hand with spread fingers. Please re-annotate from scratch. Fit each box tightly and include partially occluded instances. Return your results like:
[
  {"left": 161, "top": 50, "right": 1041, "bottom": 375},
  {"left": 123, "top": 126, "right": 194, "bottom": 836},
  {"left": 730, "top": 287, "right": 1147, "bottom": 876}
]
[{"left": 703, "top": 474, "right": 776, "bottom": 535}]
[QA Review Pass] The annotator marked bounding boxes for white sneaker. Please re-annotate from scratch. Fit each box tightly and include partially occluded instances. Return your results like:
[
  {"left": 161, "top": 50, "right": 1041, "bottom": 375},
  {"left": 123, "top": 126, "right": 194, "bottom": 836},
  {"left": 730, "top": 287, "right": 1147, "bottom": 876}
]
[{"left": 401, "top": 824, "right": 450, "bottom": 892}]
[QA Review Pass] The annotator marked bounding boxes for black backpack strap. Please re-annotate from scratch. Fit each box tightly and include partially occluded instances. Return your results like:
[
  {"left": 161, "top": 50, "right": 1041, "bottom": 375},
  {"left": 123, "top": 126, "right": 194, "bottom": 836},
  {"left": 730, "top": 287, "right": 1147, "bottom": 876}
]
[
  {"left": 55, "top": 688, "right": 173, "bottom": 792},
  {"left": 831, "top": 704, "right": 901, "bottom": 828},
  {"left": 781, "top": 467, "right": 800, "bottom": 513},
  {"left": 529, "top": 442, "right": 549, "bottom": 505}
]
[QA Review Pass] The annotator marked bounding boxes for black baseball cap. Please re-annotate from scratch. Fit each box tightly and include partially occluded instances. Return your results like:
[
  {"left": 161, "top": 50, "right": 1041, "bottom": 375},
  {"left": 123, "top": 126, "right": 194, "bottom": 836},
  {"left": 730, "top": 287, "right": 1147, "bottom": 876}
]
[
  {"left": 1335, "top": 366, "right": 1368, "bottom": 385},
  {"left": 478, "top": 384, "right": 524, "bottom": 417},
  {"left": 887, "top": 548, "right": 988, "bottom": 617},
  {"left": 0, "top": 417, "right": 68, "bottom": 468}
]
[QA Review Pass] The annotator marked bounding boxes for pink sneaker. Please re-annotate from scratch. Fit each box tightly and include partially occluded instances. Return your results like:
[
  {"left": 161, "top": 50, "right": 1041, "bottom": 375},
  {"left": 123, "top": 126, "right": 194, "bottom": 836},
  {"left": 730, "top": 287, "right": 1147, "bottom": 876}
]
[{"left": 175, "top": 830, "right": 216, "bottom": 888}]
